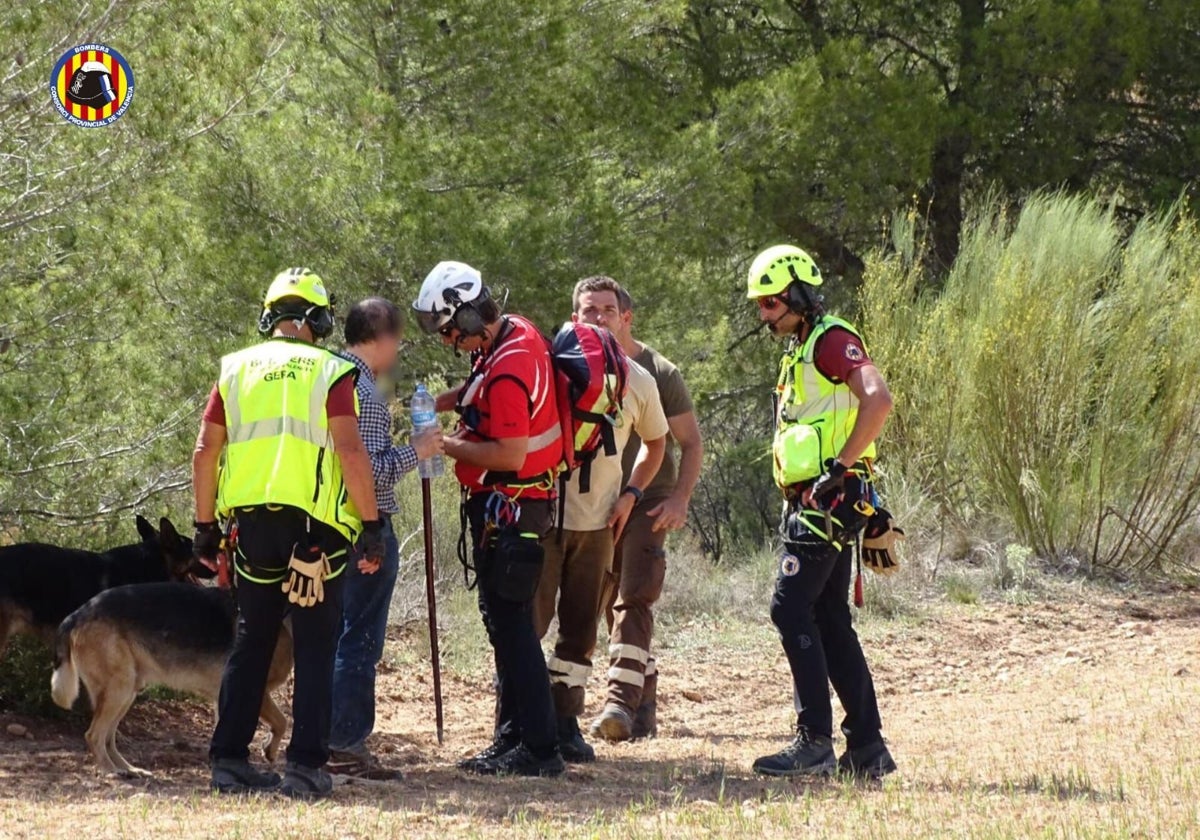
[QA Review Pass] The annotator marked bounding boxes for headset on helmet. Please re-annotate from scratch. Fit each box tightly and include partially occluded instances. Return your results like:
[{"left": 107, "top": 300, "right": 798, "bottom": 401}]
[
  {"left": 412, "top": 260, "right": 499, "bottom": 339},
  {"left": 746, "top": 244, "right": 825, "bottom": 319},
  {"left": 258, "top": 267, "right": 336, "bottom": 339}
]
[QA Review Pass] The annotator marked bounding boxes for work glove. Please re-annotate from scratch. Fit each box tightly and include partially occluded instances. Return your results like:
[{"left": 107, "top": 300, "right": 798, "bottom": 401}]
[
  {"left": 282, "top": 542, "right": 331, "bottom": 608},
  {"left": 861, "top": 507, "right": 905, "bottom": 575},
  {"left": 193, "top": 521, "right": 222, "bottom": 564},
  {"left": 360, "top": 519, "right": 386, "bottom": 566},
  {"left": 808, "top": 460, "right": 848, "bottom": 511}
]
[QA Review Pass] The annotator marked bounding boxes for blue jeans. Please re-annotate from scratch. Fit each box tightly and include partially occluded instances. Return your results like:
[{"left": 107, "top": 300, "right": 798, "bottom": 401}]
[{"left": 329, "top": 515, "right": 399, "bottom": 752}]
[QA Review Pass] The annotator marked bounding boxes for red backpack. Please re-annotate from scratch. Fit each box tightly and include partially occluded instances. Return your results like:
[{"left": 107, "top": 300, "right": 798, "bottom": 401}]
[{"left": 549, "top": 321, "right": 629, "bottom": 493}]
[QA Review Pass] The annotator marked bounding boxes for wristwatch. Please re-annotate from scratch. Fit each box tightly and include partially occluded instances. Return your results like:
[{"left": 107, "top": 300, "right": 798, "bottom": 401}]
[{"left": 621, "top": 486, "right": 644, "bottom": 503}]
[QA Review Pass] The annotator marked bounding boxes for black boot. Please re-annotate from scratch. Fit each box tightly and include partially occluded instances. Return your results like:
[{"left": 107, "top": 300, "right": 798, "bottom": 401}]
[
  {"left": 837, "top": 741, "right": 897, "bottom": 780},
  {"left": 479, "top": 743, "right": 565, "bottom": 778},
  {"left": 557, "top": 716, "right": 596, "bottom": 763},
  {"left": 210, "top": 758, "right": 281, "bottom": 794},
  {"left": 457, "top": 735, "right": 520, "bottom": 774},
  {"left": 752, "top": 727, "right": 836, "bottom": 777},
  {"left": 279, "top": 761, "right": 333, "bottom": 800}
]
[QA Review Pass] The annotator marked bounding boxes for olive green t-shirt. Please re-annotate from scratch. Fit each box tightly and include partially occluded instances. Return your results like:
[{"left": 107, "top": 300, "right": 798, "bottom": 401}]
[{"left": 620, "top": 343, "right": 694, "bottom": 500}]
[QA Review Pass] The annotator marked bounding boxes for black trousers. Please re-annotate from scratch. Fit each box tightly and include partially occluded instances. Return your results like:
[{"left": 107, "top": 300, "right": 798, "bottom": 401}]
[
  {"left": 210, "top": 506, "right": 348, "bottom": 769},
  {"left": 465, "top": 493, "right": 557, "bottom": 757},
  {"left": 771, "top": 490, "right": 883, "bottom": 749}
]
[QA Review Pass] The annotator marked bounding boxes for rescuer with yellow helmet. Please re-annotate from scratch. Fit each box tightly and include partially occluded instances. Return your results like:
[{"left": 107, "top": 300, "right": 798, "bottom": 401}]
[
  {"left": 747, "top": 245, "right": 899, "bottom": 780},
  {"left": 192, "top": 267, "right": 386, "bottom": 799}
]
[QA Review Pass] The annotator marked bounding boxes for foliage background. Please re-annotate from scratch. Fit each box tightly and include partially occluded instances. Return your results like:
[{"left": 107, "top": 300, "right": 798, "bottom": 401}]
[{"left": 2, "top": 0, "right": 1198, "bottom": 575}]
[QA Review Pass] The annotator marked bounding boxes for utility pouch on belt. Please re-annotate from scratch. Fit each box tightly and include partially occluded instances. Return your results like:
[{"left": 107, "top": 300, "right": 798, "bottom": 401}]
[
  {"left": 773, "top": 424, "right": 823, "bottom": 489},
  {"left": 487, "top": 528, "right": 544, "bottom": 603},
  {"left": 282, "top": 541, "right": 331, "bottom": 608}
]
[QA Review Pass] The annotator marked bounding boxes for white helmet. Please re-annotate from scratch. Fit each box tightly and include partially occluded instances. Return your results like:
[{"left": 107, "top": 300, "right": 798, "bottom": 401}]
[{"left": 412, "top": 260, "right": 490, "bottom": 334}]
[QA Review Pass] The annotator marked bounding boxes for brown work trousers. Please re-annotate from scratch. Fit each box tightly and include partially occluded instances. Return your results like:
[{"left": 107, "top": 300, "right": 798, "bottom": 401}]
[
  {"left": 533, "top": 527, "right": 614, "bottom": 718},
  {"left": 601, "top": 499, "right": 668, "bottom": 715}
]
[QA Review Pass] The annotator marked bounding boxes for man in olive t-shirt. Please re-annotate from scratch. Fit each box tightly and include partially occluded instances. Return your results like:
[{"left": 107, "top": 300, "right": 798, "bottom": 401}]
[{"left": 591, "top": 283, "right": 705, "bottom": 743}]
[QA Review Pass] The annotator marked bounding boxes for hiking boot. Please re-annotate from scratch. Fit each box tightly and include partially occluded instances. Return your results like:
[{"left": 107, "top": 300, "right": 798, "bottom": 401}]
[
  {"left": 457, "top": 736, "right": 519, "bottom": 774},
  {"left": 631, "top": 702, "right": 658, "bottom": 740},
  {"left": 752, "top": 729, "right": 836, "bottom": 777},
  {"left": 556, "top": 716, "right": 596, "bottom": 763},
  {"left": 210, "top": 757, "right": 282, "bottom": 794},
  {"left": 478, "top": 743, "right": 565, "bottom": 778},
  {"left": 328, "top": 746, "right": 404, "bottom": 781},
  {"left": 837, "top": 741, "right": 897, "bottom": 780},
  {"left": 590, "top": 704, "right": 634, "bottom": 743},
  {"left": 279, "top": 761, "right": 334, "bottom": 800}
]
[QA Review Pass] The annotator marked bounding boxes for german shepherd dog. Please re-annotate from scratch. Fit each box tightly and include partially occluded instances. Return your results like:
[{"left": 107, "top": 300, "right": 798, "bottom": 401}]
[
  {"left": 0, "top": 515, "right": 203, "bottom": 658},
  {"left": 51, "top": 581, "right": 293, "bottom": 777}
]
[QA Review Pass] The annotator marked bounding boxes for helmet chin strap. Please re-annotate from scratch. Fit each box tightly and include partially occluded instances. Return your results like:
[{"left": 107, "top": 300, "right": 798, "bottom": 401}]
[{"left": 766, "top": 310, "right": 791, "bottom": 334}]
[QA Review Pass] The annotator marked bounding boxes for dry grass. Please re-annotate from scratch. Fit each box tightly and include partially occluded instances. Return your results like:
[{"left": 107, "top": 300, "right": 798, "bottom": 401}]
[{"left": 1, "top": 563, "right": 1197, "bottom": 839}]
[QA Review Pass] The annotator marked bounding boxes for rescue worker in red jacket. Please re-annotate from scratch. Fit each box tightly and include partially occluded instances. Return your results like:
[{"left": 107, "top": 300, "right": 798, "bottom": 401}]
[{"left": 412, "top": 261, "right": 564, "bottom": 777}]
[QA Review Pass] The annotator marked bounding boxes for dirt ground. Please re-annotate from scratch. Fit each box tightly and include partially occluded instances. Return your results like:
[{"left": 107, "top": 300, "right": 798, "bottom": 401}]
[{"left": 1, "top": 583, "right": 1197, "bottom": 839}]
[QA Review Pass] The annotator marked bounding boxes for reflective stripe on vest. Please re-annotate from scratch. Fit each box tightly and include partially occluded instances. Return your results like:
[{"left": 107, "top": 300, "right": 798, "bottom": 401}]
[
  {"left": 215, "top": 339, "right": 362, "bottom": 543},
  {"left": 776, "top": 316, "right": 877, "bottom": 466},
  {"left": 459, "top": 316, "right": 562, "bottom": 488}
]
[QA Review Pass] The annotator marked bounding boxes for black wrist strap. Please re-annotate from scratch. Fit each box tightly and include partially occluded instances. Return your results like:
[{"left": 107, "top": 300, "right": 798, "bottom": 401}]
[{"left": 621, "top": 486, "right": 644, "bottom": 503}]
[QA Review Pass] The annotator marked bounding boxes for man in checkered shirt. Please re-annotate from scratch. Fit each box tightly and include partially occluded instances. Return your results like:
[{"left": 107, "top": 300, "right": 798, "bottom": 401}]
[{"left": 328, "top": 298, "right": 443, "bottom": 778}]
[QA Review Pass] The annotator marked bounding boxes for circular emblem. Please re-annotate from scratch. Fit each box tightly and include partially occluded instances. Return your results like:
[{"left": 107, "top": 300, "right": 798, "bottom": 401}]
[
  {"left": 780, "top": 553, "right": 801, "bottom": 577},
  {"left": 50, "top": 44, "right": 134, "bottom": 128},
  {"left": 845, "top": 343, "right": 865, "bottom": 362}
]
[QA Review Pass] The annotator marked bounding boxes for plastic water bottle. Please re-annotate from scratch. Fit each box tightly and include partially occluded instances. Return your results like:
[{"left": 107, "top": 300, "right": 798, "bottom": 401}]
[{"left": 412, "top": 383, "right": 444, "bottom": 479}]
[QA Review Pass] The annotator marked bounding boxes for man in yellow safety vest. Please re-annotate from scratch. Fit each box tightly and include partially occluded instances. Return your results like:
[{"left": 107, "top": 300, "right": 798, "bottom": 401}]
[
  {"left": 747, "top": 245, "right": 897, "bottom": 780},
  {"left": 192, "top": 267, "right": 385, "bottom": 799}
]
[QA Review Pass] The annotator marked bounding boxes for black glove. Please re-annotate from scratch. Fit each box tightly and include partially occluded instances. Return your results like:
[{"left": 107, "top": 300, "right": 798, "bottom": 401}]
[
  {"left": 193, "top": 521, "right": 222, "bottom": 563},
  {"left": 360, "top": 519, "right": 386, "bottom": 565},
  {"left": 809, "top": 460, "right": 848, "bottom": 510}
]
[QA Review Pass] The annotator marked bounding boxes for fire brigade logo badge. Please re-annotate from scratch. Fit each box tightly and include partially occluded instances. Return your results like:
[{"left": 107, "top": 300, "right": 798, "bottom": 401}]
[
  {"left": 50, "top": 44, "right": 134, "bottom": 127},
  {"left": 845, "top": 343, "right": 865, "bottom": 362}
]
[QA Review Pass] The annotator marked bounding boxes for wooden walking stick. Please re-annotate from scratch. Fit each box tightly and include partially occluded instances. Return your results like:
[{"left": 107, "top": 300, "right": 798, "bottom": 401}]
[{"left": 421, "top": 476, "right": 445, "bottom": 744}]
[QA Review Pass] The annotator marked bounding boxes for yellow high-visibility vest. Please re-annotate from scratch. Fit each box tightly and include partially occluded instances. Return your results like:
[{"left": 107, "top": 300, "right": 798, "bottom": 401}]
[
  {"left": 216, "top": 338, "right": 362, "bottom": 543},
  {"left": 773, "top": 316, "right": 877, "bottom": 489}
]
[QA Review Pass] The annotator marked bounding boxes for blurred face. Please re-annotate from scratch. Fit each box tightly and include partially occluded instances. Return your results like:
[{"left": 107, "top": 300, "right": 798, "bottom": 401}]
[
  {"left": 378, "top": 329, "right": 402, "bottom": 369},
  {"left": 351, "top": 322, "right": 403, "bottom": 373},
  {"left": 574, "top": 290, "right": 629, "bottom": 336}
]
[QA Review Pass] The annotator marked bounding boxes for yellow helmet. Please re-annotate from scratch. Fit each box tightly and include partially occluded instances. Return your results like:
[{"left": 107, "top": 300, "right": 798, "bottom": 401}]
[
  {"left": 259, "top": 267, "right": 335, "bottom": 338},
  {"left": 746, "top": 245, "right": 822, "bottom": 299},
  {"left": 263, "top": 267, "right": 330, "bottom": 309}
]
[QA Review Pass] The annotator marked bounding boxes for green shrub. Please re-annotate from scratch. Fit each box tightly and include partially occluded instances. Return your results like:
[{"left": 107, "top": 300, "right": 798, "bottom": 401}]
[
  {"left": 863, "top": 192, "right": 1200, "bottom": 575},
  {"left": 0, "top": 637, "right": 70, "bottom": 717},
  {"left": 941, "top": 573, "right": 981, "bottom": 605}
]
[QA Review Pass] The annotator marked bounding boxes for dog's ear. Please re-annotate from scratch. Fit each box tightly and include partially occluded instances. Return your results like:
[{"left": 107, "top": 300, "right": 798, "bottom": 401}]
[
  {"left": 135, "top": 515, "right": 157, "bottom": 543},
  {"left": 159, "top": 517, "right": 182, "bottom": 546}
]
